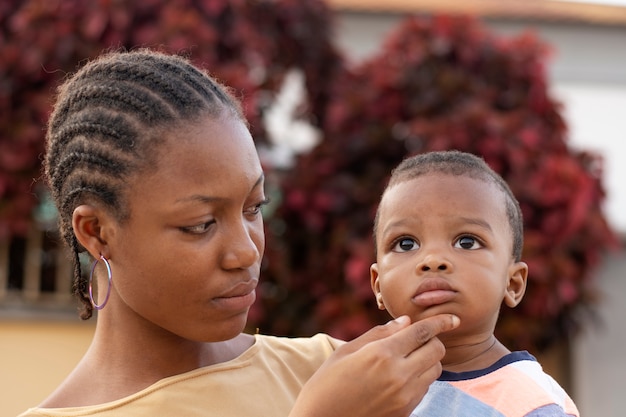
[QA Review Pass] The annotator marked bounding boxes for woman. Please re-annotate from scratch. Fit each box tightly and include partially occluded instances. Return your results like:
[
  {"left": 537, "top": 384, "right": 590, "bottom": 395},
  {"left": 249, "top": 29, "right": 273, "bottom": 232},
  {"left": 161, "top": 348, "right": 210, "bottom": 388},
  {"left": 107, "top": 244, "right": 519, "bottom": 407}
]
[{"left": 18, "top": 49, "right": 457, "bottom": 417}]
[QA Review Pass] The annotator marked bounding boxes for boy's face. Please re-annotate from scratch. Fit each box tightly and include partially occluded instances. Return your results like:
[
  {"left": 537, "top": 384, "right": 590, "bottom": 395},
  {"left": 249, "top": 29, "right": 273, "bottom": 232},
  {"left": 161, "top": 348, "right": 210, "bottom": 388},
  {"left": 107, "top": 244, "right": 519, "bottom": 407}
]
[{"left": 371, "top": 173, "right": 527, "bottom": 345}]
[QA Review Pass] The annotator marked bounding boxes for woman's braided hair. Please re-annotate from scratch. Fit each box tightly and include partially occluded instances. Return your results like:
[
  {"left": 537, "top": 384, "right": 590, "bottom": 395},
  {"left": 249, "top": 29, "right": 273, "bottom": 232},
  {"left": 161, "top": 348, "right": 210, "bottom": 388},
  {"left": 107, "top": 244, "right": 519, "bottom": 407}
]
[{"left": 45, "top": 49, "right": 245, "bottom": 319}]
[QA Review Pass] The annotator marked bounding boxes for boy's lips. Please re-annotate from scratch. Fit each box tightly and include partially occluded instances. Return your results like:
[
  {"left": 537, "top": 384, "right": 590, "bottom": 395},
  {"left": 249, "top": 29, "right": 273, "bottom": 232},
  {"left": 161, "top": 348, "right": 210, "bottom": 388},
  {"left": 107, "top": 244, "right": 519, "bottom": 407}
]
[{"left": 412, "top": 278, "right": 457, "bottom": 307}]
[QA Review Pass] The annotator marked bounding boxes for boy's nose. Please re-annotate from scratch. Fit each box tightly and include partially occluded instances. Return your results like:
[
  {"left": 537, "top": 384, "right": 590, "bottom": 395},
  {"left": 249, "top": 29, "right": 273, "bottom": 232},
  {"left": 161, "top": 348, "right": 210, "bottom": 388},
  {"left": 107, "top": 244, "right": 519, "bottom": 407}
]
[{"left": 417, "top": 254, "right": 452, "bottom": 272}]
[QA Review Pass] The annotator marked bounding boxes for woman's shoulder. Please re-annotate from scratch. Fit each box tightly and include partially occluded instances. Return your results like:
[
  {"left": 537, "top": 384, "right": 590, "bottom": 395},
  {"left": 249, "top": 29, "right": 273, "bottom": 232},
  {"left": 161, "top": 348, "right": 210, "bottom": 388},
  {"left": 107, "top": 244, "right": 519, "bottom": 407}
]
[
  {"left": 255, "top": 332, "right": 345, "bottom": 354},
  {"left": 253, "top": 333, "right": 345, "bottom": 365},
  {"left": 16, "top": 409, "right": 41, "bottom": 417}
]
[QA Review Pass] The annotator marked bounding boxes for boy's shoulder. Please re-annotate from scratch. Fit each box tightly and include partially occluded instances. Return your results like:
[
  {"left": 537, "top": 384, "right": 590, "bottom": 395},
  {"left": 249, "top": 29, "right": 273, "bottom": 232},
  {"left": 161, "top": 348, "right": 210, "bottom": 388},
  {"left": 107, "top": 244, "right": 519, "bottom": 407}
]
[{"left": 415, "top": 351, "right": 579, "bottom": 417}]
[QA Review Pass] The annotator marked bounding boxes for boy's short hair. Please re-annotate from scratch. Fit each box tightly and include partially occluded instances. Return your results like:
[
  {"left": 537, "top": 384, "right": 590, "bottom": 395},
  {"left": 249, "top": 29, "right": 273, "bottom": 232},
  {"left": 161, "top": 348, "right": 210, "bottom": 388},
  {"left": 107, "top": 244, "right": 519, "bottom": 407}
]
[{"left": 375, "top": 150, "right": 524, "bottom": 261}]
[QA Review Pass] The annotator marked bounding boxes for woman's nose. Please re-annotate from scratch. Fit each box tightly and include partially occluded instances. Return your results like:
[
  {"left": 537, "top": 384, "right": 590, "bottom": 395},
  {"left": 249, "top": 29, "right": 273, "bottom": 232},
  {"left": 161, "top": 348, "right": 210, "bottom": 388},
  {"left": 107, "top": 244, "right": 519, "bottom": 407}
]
[{"left": 221, "top": 223, "right": 261, "bottom": 270}]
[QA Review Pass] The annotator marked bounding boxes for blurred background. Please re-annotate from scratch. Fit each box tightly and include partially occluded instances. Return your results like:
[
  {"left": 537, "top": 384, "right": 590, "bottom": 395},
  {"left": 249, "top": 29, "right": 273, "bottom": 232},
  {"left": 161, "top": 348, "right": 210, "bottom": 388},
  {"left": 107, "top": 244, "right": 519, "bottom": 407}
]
[{"left": 1, "top": 0, "right": 624, "bottom": 415}]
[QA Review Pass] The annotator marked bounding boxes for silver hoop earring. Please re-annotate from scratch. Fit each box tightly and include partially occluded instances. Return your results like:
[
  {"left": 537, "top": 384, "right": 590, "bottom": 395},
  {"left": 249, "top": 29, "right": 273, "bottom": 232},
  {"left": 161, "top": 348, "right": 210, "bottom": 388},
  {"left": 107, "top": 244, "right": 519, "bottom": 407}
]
[{"left": 89, "top": 255, "right": 112, "bottom": 310}]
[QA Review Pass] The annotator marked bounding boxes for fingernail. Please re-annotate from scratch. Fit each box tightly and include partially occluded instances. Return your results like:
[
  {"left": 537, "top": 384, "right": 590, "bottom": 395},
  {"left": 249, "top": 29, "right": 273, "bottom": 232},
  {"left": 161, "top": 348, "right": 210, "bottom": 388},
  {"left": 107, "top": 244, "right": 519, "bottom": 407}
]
[{"left": 451, "top": 315, "right": 460, "bottom": 327}]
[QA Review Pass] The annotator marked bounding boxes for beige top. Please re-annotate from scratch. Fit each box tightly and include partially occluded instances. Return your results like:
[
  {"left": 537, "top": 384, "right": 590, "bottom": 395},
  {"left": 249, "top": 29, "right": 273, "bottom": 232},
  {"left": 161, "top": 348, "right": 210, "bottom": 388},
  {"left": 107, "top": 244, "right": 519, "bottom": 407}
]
[{"left": 18, "top": 333, "right": 343, "bottom": 417}]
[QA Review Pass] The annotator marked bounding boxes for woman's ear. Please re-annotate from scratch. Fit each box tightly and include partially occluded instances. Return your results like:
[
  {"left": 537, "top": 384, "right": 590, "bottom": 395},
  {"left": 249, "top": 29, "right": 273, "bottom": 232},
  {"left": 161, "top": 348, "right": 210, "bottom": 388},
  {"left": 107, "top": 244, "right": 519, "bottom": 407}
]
[
  {"left": 370, "top": 263, "right": 386, "bottom": 311},
  {"left": 504, "top": 261, "right": 528, "bottom": 308},
  {"left": 72, "top": 205, "right": 113, "bottom": 260}
]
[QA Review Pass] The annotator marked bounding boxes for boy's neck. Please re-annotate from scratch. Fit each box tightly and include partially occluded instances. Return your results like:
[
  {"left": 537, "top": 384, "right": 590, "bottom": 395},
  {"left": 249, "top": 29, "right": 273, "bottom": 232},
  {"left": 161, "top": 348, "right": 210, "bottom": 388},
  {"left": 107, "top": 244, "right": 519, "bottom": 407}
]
[{"left": 441, "top": 335, "right": 510, "bottom": 373}]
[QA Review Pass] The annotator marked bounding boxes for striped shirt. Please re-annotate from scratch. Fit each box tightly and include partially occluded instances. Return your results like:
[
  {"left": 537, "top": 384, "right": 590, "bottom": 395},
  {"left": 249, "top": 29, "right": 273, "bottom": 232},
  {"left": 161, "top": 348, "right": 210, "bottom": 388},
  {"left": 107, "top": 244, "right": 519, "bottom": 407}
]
[{"left": 411, "top": 351, "right": 579, "bottom": 417}]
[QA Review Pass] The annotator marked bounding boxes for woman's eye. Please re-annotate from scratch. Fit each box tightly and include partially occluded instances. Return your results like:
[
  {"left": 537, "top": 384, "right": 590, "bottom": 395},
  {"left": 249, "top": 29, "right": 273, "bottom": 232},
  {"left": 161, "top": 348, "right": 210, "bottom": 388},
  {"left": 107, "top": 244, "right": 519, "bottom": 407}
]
[
  {"left": 181, "top": 221, "right": 214, "bottom": 235},
  {"left": 455, "top": 235, "right": 482, "bottom": 250},
  {"left": 392, "top": 238, "right": 419, "bottom": 252},
  {"left": 246, "top": 198, "right": 270, "bottom": 216}
]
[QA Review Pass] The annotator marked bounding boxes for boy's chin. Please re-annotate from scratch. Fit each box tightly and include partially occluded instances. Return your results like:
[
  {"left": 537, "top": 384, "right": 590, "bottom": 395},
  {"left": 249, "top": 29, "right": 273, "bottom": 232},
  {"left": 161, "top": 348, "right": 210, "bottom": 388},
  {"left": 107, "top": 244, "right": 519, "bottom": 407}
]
[{"left": 408, "top": 306, "right": 454, "bottom": 323}]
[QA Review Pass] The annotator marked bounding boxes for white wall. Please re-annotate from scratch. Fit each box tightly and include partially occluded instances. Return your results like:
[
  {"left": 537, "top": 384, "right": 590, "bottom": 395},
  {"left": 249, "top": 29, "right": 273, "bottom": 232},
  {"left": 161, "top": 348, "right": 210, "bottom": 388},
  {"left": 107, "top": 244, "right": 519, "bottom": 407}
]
[
  {"left": 571, "top": 250, "right": 626, "bottom": 416},
  {"left": 552, "top": 82, "right": 626, "bottom": 232}
]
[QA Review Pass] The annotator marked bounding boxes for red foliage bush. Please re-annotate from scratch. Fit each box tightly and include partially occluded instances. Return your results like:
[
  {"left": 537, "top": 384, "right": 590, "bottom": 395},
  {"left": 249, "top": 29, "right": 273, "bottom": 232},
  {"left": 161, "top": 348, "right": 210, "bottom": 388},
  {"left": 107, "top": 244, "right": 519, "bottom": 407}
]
[
  {"left": 0, "top": 0, "right": 340, "bottom": 240},
  {"left": 0, "top": 1, "right": 618, "bottom": 350},
  {"left": 259, "top": 15, "right": 619, "bottom": 351}
]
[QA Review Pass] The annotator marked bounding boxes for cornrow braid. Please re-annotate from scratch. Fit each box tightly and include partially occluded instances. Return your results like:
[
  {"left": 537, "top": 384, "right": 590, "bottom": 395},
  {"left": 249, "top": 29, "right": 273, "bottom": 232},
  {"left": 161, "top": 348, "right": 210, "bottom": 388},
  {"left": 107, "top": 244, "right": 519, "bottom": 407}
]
[{"left": 45, "top": 49, "right": 245, "bottom": 319}]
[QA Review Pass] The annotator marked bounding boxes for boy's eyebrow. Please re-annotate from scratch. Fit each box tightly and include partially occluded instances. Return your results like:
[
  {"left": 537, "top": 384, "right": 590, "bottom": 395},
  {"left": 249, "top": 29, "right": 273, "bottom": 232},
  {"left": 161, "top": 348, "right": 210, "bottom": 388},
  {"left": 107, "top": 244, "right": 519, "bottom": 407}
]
[
  {"left": 379, "top": 218, "right": 414, "bottom": 238},
  {"left": 459, "top": 217, "right": 493, "bottom": 232},
  {"left": 381, "top": 217, "right": 493, "bottom": 235}
]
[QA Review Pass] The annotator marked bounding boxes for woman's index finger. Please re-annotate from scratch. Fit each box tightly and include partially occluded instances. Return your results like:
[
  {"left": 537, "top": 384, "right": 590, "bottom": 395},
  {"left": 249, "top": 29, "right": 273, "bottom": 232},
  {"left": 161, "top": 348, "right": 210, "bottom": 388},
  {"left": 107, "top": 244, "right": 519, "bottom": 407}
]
[{"left": 393, "top": 314, "right": 460, "bottom": 357}]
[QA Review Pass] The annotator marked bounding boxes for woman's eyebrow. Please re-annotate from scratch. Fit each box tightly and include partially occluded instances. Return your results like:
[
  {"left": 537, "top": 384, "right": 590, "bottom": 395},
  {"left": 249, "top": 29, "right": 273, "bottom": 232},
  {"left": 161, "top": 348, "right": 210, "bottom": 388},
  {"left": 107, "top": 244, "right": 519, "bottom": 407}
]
[
  {"left": 251, "top": 173, "right": 265, "bottom": 192},
  {"left": 174, "top": 173, "right": 265, "bottom": 205}
]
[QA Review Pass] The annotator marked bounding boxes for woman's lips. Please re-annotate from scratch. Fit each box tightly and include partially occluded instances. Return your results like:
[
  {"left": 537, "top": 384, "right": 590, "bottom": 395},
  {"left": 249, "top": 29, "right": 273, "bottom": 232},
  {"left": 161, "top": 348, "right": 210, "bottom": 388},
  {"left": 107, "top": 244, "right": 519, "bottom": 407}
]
[
  {"left": 412, "top": 278, "right": 457, "bottom": 307},
  {"left": 213, "top": 290, "right": 257, "bottom": 311},
  {"left": 213, "top": 280, "right": 258, "bottom": 310}
]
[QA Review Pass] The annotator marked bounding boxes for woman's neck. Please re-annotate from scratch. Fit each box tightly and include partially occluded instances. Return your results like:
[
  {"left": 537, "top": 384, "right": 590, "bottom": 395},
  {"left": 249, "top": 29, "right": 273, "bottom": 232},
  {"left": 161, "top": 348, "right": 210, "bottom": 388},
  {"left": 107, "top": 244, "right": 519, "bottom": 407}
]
[
  {"left": 89, "top": 314, "right": 256, "bottom": 378},
  {"left": 40, "top": 315, "right": 255, "bottom": 408}
]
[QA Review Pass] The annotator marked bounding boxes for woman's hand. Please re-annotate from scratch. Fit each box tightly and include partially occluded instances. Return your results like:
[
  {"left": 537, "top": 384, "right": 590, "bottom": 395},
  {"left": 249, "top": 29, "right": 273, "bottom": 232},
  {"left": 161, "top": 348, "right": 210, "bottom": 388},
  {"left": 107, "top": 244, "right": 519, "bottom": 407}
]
[{"left": 289, "top": 314, "right": 459, "bottom": 417}]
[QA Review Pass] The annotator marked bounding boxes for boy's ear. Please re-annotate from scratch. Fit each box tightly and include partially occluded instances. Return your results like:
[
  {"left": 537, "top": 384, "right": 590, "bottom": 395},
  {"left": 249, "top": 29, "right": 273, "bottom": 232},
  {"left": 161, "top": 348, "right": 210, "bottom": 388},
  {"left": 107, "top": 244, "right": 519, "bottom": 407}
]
[
  {"left": 370, "top": 263, "right": 386, "bottom": 311},
  {"left": 504, "top": 261, "right": 528, "bottom": 308},
  {"left": 72, "top": 204, "right": 113, "bottom": 260}
]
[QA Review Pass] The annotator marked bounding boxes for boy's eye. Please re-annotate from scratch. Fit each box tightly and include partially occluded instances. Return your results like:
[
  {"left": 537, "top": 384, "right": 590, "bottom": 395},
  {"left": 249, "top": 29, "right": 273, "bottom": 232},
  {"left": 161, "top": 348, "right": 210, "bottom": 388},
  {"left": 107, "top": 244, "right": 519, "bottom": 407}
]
[
  {"left": 455, "top": 235, "right": 482, "bottom": 250},
  {"left": 392, "top": 238, "right": 419, "bottom": 252}
]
